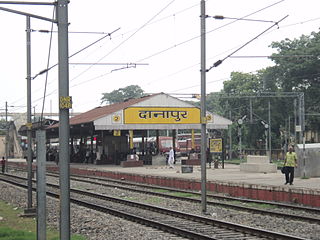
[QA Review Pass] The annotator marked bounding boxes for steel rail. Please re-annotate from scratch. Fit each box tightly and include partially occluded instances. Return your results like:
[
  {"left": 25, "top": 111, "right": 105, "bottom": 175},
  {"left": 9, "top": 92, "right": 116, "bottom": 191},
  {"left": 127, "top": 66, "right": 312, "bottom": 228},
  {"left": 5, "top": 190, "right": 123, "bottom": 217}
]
[
  {"left": 47, "top": 171, "right": 320, "bottom": 215},
  {"left": 0, "top": 175, "right": 307, "bottom": 240}
]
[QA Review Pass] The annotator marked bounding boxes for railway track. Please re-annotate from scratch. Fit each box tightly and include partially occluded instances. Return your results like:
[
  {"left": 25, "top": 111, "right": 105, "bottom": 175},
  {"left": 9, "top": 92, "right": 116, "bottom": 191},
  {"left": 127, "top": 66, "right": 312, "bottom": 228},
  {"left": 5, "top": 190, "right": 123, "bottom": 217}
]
[
  {"left": 0, "top": 174, "right": 308, "bottom": 240},
  {"left": 43, "top": 171, "right": 320, "bottom": 224},
  {"left": 6, "top": 167, "right": 320, "bottom": 223}
]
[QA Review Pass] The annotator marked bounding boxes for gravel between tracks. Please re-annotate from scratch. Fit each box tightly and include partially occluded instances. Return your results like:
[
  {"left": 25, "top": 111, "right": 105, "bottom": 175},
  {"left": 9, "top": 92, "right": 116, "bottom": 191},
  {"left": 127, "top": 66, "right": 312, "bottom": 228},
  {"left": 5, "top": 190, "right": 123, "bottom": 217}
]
[
  {"left": 0, "top": 180, "right": 184, "bottom": 240},
  {"left": 1, "top": 171, "right": 320, "bottom": 240}
]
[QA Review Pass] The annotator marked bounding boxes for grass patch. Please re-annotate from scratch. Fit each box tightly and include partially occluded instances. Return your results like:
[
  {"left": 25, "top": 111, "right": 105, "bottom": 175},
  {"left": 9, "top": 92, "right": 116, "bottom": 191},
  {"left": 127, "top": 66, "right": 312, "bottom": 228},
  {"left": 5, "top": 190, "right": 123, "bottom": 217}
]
[
  {"left": 152, "top": 189, "right": 171, "bottom": 193},
  {"left": 300, "top": 176, "right": 310, "bottom": 179},
  {"left": 143, "top": 197, "right": 163, "bottom": 204},
  {"left": 0, "top": 201, "right": 86, "bottom": 240},
  {"left": 0, "top": 227, "right": 35, "bottom": 240},
  {"left": 272, "top": 159, "right": 285, "bottom": 168},
  {"left": 169, "top": 192, "right": 198, "bottom": 198},
  {"left": 228, "top": 200, "right": 276, "bottom": 210},
  {"left": 244, "top": 202, "right": 277, "bottom": 210},
  {"left": 224, "top": 159, "right": 245, "bottom": 165},
  {"left": 152, "top": 189, "right": 198, "bottom": 198}
]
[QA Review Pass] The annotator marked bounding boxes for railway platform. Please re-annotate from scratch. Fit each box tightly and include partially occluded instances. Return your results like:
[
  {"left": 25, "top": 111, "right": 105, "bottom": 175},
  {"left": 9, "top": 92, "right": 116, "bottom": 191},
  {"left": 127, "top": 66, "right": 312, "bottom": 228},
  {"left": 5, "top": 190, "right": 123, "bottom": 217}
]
[{"left": 7, "top": 158, "right": 320, "bottom": 207}]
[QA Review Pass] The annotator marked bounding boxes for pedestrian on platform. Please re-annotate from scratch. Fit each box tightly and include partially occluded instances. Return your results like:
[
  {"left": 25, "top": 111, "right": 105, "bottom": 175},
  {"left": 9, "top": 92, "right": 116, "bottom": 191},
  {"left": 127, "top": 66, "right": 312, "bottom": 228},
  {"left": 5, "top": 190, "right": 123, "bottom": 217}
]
[
  {"left": 283, "top": 146, "right": 297, "bottom": 185},
  {"left": 168, "top": 147, "right": 175, "bottom": 169},
  {"left": 1, "top": 156, "right": 5, "bottom": 173}
]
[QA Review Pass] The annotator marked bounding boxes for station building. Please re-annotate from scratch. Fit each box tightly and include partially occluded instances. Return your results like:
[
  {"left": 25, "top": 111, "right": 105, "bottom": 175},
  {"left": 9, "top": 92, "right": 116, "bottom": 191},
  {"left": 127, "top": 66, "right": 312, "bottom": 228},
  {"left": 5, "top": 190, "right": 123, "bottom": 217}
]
[{"left": 44, "top": 93, "right": 232, "bottom": 165}]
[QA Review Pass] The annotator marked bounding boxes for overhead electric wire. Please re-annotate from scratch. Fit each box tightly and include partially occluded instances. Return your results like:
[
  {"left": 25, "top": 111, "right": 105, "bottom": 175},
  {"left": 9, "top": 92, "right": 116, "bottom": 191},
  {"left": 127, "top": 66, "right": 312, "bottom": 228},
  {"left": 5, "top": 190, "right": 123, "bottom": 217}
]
[
  {"left": 33, "top": 29, "right": 119, "bottom": 35},
  {"left": 9, "top": 27, "right": 120, "bottom": 108},
  {"left": 229, "top": 55, "right": 316, "bottom": 59},
  {"left": 40, "top": 5, "right": 55, "bottom": 125},
  {"left": 73, "top": 0, "right": 286, "bottom": 91},
  {"left": 11, "top": 0, "right": 318, "bottom": 114},
  {"left": 172, "top": 77, "right": 229, "bottom": 93},
  {"left": 8, "top": 0, "right": 285, "bottom": 109},
  {"left": 278, "top": 16, "right": 320, "bottom": 29},
  {"left": 136, "top": 0, "right": 285, "bottom": 63},
  {"left": 7, "top": 1, "right": 201, "bottom": 108},
  {"left": 31, "top": 27, "right": 120, "bottom": 80},
  {"left": 207, "top": 15, "right": 289, "bottom": 71},
  {"left": 68, "top": 0, "right": 176, "bottom": 83}
]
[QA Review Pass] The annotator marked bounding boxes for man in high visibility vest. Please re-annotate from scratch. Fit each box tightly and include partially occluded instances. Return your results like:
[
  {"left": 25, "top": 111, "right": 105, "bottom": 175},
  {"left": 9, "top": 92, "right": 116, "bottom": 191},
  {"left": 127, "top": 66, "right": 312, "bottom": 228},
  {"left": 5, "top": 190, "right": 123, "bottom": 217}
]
[{"left": 283, "top": 146, "right": 298, "bottom": 185}]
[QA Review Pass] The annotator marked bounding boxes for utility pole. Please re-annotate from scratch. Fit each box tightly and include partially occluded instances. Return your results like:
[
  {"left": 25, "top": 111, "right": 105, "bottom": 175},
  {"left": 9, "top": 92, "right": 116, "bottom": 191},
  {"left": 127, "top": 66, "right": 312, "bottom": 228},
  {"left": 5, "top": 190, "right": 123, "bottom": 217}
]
[
  {"left": 200, "top": 0, "right": 207, "bottom": 214},
  {"left": 57, "top": 1, "right": 71, "bottom": 239},
  {"left": 26, "top": 15, "right": 34, "bottom": 212}
]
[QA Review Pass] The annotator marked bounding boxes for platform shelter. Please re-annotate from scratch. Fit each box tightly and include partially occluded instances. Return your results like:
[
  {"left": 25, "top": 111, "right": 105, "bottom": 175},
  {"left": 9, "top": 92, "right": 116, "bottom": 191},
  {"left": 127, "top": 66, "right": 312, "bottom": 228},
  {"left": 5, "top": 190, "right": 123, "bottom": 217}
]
[{"left": 46, "top": 93, "right": 232, "bottom": 165}]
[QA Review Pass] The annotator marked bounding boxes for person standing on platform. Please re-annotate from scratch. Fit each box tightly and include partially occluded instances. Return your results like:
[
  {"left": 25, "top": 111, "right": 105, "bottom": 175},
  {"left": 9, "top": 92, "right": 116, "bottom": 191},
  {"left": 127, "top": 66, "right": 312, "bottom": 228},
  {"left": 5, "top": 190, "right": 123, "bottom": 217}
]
[
  {"left": 284, "top": 146, "right": 298, "bottom": 185},
  {"left": 1, "top": 156, "right": 5, "bottom": 173},
  {"left": 168, "top": 147, "right": 175, "bottom": 169}
]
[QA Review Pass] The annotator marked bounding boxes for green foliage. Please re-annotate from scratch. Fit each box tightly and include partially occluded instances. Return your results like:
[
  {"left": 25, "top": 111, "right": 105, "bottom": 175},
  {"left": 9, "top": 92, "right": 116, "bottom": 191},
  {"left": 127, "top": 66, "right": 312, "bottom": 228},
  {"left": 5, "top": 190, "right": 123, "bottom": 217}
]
[
  {"left": 270, "top": 31, "right": 320, "bottom": 132},
  {"left": 0, "top": 227, "right": 35, "bottom": 240},
  {"left": 101, "top": 85, "right": 145, "bottom": 104},
  {"left": 0, "top": 201, "right": 86, "bottom": 240},
  {"left": 206, "top": 30, "right": 320, "bottom": 150},
  {"left": 0, "top": 120, "right": 7, "bottom": 135}
]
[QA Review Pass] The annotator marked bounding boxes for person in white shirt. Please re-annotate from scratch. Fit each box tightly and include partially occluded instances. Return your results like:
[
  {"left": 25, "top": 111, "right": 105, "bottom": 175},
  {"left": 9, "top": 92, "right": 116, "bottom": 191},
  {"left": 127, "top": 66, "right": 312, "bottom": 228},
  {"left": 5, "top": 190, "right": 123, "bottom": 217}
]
[{"left": 168, "top": 147, "right": 175, "bottom": 168}]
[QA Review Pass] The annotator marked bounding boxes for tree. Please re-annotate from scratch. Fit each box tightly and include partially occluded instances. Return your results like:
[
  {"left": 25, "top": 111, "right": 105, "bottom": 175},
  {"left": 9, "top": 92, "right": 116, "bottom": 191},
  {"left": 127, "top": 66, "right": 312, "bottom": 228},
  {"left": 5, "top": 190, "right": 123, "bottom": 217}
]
[
  {"left": 269, "top": 31, "right": 320, "bottom": 133},
  {"left": 101, "top": 85, "right": 145, "bottom": 104}
]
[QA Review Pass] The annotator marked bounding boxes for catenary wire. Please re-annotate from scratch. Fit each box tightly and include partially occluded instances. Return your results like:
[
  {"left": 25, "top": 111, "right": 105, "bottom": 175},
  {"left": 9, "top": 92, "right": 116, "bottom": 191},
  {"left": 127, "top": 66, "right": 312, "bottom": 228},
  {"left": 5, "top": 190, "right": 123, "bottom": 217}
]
[
  {"left": 6, "top": 0, "right": 318, "bottom": 113},
  {"left": 40, "top": 5, "right": 55, "bottom": 125},
  {"left": 68, "top": 0, "right": 286, "bottom": 92},
  {"left": 7, "top": 0, "right": 283, "bottom": 109},
  {"left": 68, "top": 0, "right": 176, "bottom": 84}
]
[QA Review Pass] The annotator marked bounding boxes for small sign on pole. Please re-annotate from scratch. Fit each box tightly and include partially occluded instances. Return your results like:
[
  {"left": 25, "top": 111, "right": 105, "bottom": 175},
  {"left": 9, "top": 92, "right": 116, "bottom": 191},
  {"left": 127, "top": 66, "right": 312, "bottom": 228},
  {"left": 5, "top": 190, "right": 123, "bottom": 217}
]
[
  {"left": 209, "top": 138, "right": 223, "bottom": 153},
  {"left": 113, "top": 130, "right": 121, "bottom": 136},
  {"left": 296, "top": 125, "right": 302, "bottom": 132}
]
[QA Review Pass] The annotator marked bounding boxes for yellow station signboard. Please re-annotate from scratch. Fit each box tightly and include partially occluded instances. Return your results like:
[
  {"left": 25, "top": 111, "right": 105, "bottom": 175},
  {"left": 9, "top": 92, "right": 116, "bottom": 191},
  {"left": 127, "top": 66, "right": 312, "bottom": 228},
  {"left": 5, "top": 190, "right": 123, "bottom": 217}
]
[{"left": 124, "top": 107, "right": 200, "bottom": 124}]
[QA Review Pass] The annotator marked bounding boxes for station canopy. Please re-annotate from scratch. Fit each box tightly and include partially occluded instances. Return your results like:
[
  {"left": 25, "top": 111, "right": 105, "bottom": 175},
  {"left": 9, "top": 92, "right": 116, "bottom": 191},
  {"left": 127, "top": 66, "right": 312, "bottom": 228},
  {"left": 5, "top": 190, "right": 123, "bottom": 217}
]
[{"left": 64, "top": 93, "right": 232, "bottom": 131}]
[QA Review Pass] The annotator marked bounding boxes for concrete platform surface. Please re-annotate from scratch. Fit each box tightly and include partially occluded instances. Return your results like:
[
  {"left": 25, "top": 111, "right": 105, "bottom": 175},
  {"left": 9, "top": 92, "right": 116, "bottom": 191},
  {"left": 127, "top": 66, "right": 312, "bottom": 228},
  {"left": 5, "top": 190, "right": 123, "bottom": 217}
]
[
  {"left": 9, "top": 158, "right": 317, "bottom": 191},
  {"left": 7, "top": 158, "right": 320, "bottom": 207},
  {"left": 74, "top": 163, "right": 320, "bottom": 190}
]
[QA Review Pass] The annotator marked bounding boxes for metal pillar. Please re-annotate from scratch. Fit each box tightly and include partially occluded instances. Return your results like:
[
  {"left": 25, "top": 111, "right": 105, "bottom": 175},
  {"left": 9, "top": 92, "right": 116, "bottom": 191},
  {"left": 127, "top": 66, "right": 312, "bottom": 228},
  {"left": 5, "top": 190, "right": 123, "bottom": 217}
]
[
  {"left": 239, "top": 126, "right": 242, "bottom": 158},
  {"left": 294, "top": 99, "right": 297, "bottom": 144},
  {"left": 5, "top": 102, "right": 8, "bottom": 173},
  {"left": 156, "top": 130, "right": 159, "bottom": 154},
  {"left": 191, "top": 129, "right": 195, "bottom": 150},
  {"left": 268, "top": 100, "right": 271, "bottom": 161},
  {"left": 129, "top": 130, "right": 133, "bottom": 151},
  {"left": 249, "top": 98, "right": 253, "bottom": 123},
  {"left": 26, "top": 16, "right": 33, "bottom": 210},
  {"left": 298, "top": 95, "right": 303, "bottom": 144},
  {"left": 36, "top": 130, "right": 46, "bottom": 240},
  {"left": 200, "top": 0, "right": 207, "bottom": 214},
  {"left": 172, "top": 129, "right": 176, "bottom": 161},
  {"left": 228, "top": 110, "right": 232, "bottom": 160},
  {"left": 301, "top": 93, "right": 306, "bottom": 178},
  {"left": 57, "top": 1, "right": 70, "bottom": 239}
]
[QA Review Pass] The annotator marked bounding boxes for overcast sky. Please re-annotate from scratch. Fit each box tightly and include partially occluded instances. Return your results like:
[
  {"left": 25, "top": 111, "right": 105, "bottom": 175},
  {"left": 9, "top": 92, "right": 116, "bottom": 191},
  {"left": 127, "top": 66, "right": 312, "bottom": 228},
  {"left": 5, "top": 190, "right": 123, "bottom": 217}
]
[{"left": 1, "top": 0, "right": 319, "bottom": 117}]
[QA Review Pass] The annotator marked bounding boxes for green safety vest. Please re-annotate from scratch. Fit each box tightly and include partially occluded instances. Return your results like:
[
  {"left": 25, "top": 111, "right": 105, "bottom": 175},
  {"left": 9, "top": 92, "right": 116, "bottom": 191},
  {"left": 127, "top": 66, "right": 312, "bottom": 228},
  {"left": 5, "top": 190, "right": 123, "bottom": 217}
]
[{"left": 285, "top": 152, "right": 297, "bottom": 167}]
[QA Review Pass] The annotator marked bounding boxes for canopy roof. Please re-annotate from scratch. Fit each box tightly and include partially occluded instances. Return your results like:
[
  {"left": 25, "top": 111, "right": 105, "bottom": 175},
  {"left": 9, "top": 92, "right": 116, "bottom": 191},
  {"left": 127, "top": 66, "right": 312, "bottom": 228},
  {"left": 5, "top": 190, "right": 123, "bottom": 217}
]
[{"left": 47, "top": 93, "right": 232, "bottom": 132}]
